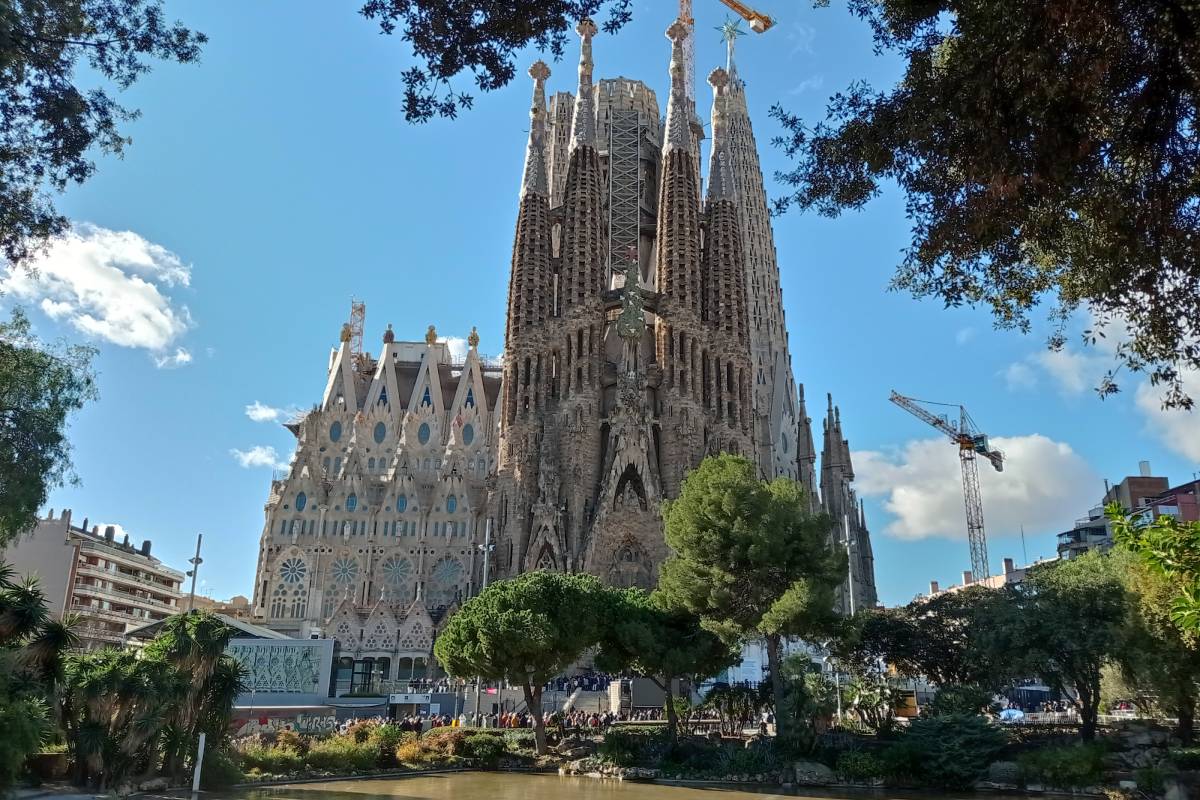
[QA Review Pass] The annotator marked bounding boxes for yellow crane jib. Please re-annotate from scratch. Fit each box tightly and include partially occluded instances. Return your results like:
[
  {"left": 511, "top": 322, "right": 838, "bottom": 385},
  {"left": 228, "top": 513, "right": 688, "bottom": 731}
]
[{"left": 717, "top": 0, "right": 776, "bottom": 32}]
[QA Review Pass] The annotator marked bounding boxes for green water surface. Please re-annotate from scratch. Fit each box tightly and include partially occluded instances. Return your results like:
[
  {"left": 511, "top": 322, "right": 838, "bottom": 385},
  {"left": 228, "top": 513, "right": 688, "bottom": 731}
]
[{"left": 230, "top": 773, "right": 999, "bottom": 800}]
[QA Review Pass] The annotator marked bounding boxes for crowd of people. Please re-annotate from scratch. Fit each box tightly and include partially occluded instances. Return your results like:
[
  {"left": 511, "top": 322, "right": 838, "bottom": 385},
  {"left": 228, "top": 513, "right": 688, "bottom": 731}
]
[{"left": 543, "top": 672, "right": 614, "bottom": 693}]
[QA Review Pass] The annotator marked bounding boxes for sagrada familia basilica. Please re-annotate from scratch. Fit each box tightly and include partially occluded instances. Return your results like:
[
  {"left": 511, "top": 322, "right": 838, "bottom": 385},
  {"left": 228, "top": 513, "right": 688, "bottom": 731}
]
[{"left": 250, "top": 14, "right": 878, "bottom": 667}]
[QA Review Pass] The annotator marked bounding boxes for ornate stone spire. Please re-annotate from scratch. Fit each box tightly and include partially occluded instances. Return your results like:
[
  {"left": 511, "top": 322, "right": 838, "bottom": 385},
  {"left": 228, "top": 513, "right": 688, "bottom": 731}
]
[
  {"left": 663, "top": 19, "right": 692, "bottom": 153},
  {"left": 719, "top": 17, "right": 744, "bottom": 80},
  {"left": 521, "top": 61, "right": 551, "bottom": 197},
  {"left": 570, "top": 19, "right": 597, "bottom": 151},
  {"left": 706, "top": 67, "right": 736, "bottom": 202}
]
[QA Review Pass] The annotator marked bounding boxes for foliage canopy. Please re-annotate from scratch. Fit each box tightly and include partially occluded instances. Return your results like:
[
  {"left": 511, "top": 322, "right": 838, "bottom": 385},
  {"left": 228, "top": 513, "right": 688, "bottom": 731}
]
[
  {"left": 360, "top": 0, "right": 631, "bottom": 122},
  {"left": 1, "top": 0, "right": 206, "bottom": 266},
  {"left": 0, "top": 310, "right": 97, "bottom": 546},
  {"left": 772, "top": 0, "right": 1200, "bottom": 406}
]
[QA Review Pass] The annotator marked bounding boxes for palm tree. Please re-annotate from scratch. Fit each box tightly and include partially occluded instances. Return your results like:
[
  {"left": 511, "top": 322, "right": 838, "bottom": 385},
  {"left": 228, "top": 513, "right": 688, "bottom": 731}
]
[{"left": 0, "top": 571, "right": 49, "bottom": 643}]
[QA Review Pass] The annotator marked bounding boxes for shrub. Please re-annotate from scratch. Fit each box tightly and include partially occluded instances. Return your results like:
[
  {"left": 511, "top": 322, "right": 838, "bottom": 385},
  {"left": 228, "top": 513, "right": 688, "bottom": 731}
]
[
  {"left": 237, "top": 743, "right": 303, "bottom": 774},
  {"left": 371, "top": 724, "right": 404, "bottom": 768},
  {"left": 502, "top": 730, "right": 537, "bottom": 752},
  {"left": 718, "top": 744, "right": 780, "bottom": 776},
  {"left": 598, "top": 728, "right": 665, "bottom": 767},
  {"left": 1018, "top": 743, "right": 1107, "bottom": 789},
  {"left": 275, "top": 729, "right": 308, "bottom": 755},
  {"left": 837, "top": 750, "right": 883, "bottom": 782},
  {"left": 0, "top": 694, "right": 49, "bottom": 793},
  {"left": 422, "top": 727, "right": 467, "bottom": 756},
  {"left": 464, "top": 733, "right": 506, "bottom": 768},
  {"left": 879, "top": 738, "right": 925, "bottom": 786},
  {"left": 305, "top": 735, "right": 377, "bottom": 772},
  {"left": 200, "top": 748, "right": 244, "bottom": 789},
  {"left": 886, "top": 714, "right": 1006, "bottom": 789},
  {"left": 927, "top": 685, "right": 994, "bottom": 717},
  {"left": 1170, "top": 747, "right": 1200, "bottom": 769},
  {"left": 1133, "top": 766, "right": 1175, "bottom": 794},
  {"left": 346, "top": 719, "right": 376, "bottom": 743}
]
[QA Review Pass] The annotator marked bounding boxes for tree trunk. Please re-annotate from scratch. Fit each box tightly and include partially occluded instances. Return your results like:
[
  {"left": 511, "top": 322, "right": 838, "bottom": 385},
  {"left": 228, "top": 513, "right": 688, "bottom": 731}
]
[
  {"left": 521, "top": 680, "right": 548, "bottom": 755},
  {"left": 766, "top": 634, "right": 787, "bottom": 742},
  {"left": 1177, "top": 700, "right": 1195, "bottom": 746},
  {"left": 1077, "top": 681, "right": 1098, "bottom": 742},
  {"left": 656, "top": 676, "right": 679, "bottom": 748}
]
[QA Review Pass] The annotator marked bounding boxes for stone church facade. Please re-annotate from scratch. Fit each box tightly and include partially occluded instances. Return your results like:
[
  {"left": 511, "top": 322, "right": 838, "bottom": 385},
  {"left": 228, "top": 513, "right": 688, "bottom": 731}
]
[{"left": 249, "top": 14, "right": 876, "bottom": 670}]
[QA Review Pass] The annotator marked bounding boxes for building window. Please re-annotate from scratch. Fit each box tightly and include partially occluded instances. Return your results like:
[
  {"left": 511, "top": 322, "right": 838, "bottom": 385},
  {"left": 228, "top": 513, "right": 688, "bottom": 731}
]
[
  {"left": 347, "top": 493, "right": 358, "bottom": 512},
  {"left": 396, "top": 494, "right": 407, "bottom": 513},
  {"left": 296, "top": 492, "right": 307, "bottom": 512},
  {"left": 465, "top": 388, "right": 475, "bottom": 408},
  {"left": 446, "top": 494, "right": 457, "bottom": 514},
  {"left": 418, "top": 423, "right": 431, "bottom": 445},
  {"left": 331, "top": 557, "right": 359, "bottom": 585},
  {"left": 330, "top": 420, "right": 343, "bottom": 442},
  {"left": 462, "top": 423, "right": 475, "bottom": 446},
  {"left": 374, "top": 422, "right": 386, "bottom": 443}
]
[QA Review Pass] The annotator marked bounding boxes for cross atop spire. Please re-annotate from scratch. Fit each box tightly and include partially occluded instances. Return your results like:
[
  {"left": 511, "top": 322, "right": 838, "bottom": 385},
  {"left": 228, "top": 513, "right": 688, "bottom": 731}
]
[
  {"left": 570, "top": 18, "right": 598, "bottom": 151},
  {"left": 520, "top": 60, "right": 551, "bottom": 197},
  {"left": 664, "top": 18, "right": 692, "bottom": 152}
]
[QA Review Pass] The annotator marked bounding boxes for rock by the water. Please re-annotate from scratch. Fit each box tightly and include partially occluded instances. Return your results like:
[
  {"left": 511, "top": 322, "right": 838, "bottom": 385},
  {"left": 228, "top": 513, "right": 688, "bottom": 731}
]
[{"left": 793, "top": 760, "right": 834, "bottom": 785}]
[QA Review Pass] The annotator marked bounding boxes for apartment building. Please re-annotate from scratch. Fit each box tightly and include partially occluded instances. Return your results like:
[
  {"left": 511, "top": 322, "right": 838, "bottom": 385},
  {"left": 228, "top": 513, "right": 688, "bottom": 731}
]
[{"left": 3, "top": 510, "right": 184, "bottom": 649}]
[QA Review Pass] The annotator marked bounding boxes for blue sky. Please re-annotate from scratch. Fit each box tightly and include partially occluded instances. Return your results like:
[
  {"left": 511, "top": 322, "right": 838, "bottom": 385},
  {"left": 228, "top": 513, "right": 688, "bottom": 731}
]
[{"left": 9, "top": 1, "right": 1198, "bottom": 607}]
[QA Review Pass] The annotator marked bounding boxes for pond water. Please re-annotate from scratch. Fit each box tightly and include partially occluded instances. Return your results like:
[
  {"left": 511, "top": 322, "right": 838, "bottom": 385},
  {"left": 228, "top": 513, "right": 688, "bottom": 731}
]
[{"left": 228, "top": 772, "right": 995, "bottom": 800}]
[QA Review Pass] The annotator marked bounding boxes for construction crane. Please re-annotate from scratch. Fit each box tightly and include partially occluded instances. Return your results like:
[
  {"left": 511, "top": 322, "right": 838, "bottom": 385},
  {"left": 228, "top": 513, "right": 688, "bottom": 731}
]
[
  {"left": 715, "top": 0, "right": 775, "bottom": 32},
  {"left": 678, "top": 0, "right": 775, "bottom": 110},
  {"left": 889, "top": 391, "right": 1004, "bottom": 581}
]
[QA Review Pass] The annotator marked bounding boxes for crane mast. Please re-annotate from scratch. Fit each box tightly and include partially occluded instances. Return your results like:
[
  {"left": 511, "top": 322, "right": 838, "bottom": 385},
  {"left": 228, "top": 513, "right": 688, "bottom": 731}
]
[
  {"left": 889, "top": 391, "right": 1003, "bottom": 581},
  {"left": 678, "top": 0, "right": 776, "bottom": 109}
]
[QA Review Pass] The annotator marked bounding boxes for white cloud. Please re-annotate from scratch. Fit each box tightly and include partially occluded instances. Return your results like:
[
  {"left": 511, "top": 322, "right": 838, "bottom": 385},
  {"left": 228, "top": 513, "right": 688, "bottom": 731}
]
[
  {"left": 2, "top": 223, "right": 193, "bottom": 358},
  {"left": 787, "top": 22, "right": 816, "bottom": 57},
  {"left": 1136, "top": 368, "right": 1200, "bottom": 461},
  {"left": 1002, "top": 362, "right": 1038, "bottom": 391},
  {"left": 853, "top": 434, "right": 1098, "bottom": 541},
  {"left": 788, "top": 75, "right": 824, "bottom": 95},
  {"left": 1031, "top": 348, "right": 1101, "bottom": 395},
  {"left": 230, "top": 445, "right": 290, "bottom": 470},
  {"left": 153, "top": 347, "right": 192, "bottom": 369},
  {"left": 443, "top": 336, "right": 469, "bottom": 362},
  {"left": 955, "top": 327, "right": 976, "bottom": 345},
  {"left": 244, "top": 401, "right": 302, "bottom": 423}
]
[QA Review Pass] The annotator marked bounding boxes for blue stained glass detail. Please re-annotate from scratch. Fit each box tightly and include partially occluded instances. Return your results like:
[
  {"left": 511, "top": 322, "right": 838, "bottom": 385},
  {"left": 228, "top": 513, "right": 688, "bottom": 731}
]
[
  {"left": 396, "top": 495, "right": 408, "bottom": 513},
  {"left": 295, "top": 492, "right": 307, "bottom": 512},
  {"left": 418, "top": 422, "right": 431, "bottom": 445},
  {"left": 465, "top": 388, "right": 475, "bottom": 408},
  {"left": 346, "top": 493, "right": 358, "bottom": 512},
  {"left": 330, "top": 421, "right": 342, "bottom": 442},
  {"left": 462, "top": 423, "right": 475, "bottom": 446},
  {"left": 374, "top": 422, "right": 386, "bottom": 443},
  {"left": 446, "top": 495, "right": 457, "bottom": 514},
  {"left": 421, "top": 387, "right": 432, "bottom": 407}
]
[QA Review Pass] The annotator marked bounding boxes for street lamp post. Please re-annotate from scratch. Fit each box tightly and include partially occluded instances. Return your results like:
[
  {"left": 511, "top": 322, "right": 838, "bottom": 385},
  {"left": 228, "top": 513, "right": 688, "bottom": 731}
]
[
  {"left": 186, "top": 533, "right": 204, "bottom": 612},
  {"left": 473, "top": 519, "right": 495, "bottom": 724}
]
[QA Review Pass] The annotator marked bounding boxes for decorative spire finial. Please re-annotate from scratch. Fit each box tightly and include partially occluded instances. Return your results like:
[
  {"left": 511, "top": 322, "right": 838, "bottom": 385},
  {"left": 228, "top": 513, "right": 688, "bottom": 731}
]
[
  {"left": 570, "top": 18, "right": 598, "bottom": 151},
  {"left": 340, "top": 323, "right": 352, "bottom": 343},
  {"left": 425, "top": 325, "right": 437, "bottom": 345},
  {"left": 521, "top": 60, "right": 552, "bottom": 197},
  {"left": 706, "top": 67, "right": 735, "bottom": 202},
  {"left": 664, "top": 18, "right": 692, "bottom": 152},
  {"left": 467, "top": 326, "right": 480, "bottom": 348},
  {"left": 383, "top": 323, "right": 395, "bottom": 344},
  {"left": 718, "top": 17, "right": 744, "bottom": 73}
]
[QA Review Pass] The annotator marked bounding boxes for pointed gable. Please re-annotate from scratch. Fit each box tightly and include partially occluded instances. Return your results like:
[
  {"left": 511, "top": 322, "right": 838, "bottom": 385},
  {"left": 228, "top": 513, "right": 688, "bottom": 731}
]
[
  {"left": 328, "top": 596, "right": 361, "bottom": 645},
  {"left": 365, "top": 342, "right": 404, "bottom": 411},
  {"left": 361, "top": 601, "right": 399, "bottom": 652},
  {"left": 396, "top": 600, "right": 434, "bottom": 652},
  {"left": 322, "top": 338, "right": 360, "bottom": 412}
]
